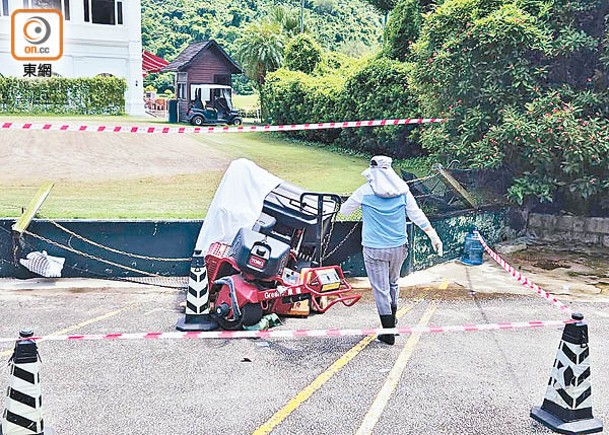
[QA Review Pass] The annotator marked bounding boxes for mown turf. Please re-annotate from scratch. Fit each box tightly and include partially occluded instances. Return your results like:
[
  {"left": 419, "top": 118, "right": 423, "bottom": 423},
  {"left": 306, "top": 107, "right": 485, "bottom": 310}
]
[{"left": 0, "top": 131, "right": 369, "bottom": 219}]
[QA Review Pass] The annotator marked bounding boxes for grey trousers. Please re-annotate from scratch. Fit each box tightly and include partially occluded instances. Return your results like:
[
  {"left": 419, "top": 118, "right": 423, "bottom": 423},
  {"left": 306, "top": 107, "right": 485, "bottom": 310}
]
[{"left": 363, "top": 244, "right": 408, "bottom": 316}]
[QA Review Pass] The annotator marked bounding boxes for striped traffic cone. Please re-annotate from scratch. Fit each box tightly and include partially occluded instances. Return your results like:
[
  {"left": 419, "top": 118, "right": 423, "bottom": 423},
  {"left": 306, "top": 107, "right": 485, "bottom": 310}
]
[
  {"left": 531, "top": 313, "right": 603, "bottom": 434},
  {"left": 1, "top": 330, "right": 54, "bottom": 435},
  {"left": 176, "top": 250, "right": 218, "bottom": 331}
]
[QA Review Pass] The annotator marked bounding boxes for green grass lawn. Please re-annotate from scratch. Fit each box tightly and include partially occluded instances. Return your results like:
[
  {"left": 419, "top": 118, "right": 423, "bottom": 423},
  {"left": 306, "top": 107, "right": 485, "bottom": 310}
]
[
  {"left": 0, "top": 112, "right": 437, "bottom": 219},
  {"left": 0, "top": 132, "right": 371, "bottom": 219},
  {"left": 233, "top": 93, "right": 259, "bottom": 111}
]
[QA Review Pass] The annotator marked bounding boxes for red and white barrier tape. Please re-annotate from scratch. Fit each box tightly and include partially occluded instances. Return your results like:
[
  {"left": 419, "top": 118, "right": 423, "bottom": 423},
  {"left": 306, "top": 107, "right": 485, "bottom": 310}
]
[
  {"left": 474, "top": 231, "right": 573, "bottom": 315},
  {"left": 0, "top": 118, "right": 445, "bottom": 135},
  {"left": 0, "top": 319, "right": 572, "bottom": 344}
]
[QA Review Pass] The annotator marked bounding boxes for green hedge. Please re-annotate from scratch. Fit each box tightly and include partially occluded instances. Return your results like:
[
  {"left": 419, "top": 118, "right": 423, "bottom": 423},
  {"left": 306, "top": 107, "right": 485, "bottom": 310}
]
[
  {"left": 0, "top": 77, "right": 126, "bottom": 115},
  {"left": 263, "top": 57, "right": 423, "bottom": 157},
  {"left": 284, "top": 34, "right": 323, "bottom": 74}
]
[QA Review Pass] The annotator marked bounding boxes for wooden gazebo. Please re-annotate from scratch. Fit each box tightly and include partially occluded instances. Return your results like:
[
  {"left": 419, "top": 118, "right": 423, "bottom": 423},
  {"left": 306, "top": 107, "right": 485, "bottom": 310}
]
[{"left": 162, "top": 40, "right": 243, "bottom": 121}]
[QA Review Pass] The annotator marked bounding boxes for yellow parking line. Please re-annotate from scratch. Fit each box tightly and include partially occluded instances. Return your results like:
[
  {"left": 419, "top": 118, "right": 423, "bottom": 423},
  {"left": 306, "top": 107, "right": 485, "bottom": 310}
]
[
  {"left": 252, "top": 303, "right": 419, "bottom": 435},
  {"left": 355, "top": 302, "right": 437, "bottom": 435},
  {"left": 0, "top": 303, "right": 138, "bottom": 357}
]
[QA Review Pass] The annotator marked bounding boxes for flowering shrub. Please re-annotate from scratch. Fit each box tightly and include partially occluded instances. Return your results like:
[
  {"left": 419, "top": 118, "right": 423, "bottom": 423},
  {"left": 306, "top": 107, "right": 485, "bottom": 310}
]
[
  {"left": 482, "top": 92, "right": 609, "bottom": 210},
  {"left": 408, "top": 0, "right": 609, "bottom": 211}
]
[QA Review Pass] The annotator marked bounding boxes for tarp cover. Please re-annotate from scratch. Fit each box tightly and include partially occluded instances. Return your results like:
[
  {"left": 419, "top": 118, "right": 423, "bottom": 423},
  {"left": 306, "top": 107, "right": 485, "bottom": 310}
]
[{"left": 194, "top": 159, "right": 282, "bottom": 255}]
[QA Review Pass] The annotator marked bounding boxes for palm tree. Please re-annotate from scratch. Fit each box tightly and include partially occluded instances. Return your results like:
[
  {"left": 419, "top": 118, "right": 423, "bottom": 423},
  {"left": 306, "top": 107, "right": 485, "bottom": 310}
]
[
  {"left": 267, "top": 5, "right": 305, "bottom": 38},
  {"left": 235, "top": 21, "right": 285, "bottom": 90}
]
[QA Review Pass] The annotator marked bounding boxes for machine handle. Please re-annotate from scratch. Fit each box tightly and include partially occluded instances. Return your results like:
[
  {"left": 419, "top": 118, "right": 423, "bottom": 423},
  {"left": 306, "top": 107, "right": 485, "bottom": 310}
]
[
  {"left": 299, "top": 192, "right": 343, "bottom": 213},
  {"left": 299, "top": 193, "right": 343, "bottom": 267}
]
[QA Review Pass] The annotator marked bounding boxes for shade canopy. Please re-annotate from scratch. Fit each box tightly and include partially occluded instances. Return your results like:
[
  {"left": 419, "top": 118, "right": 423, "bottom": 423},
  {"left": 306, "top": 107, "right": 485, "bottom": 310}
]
[{"left": 142, "top": 50, "right": 169, "bottom": 75}]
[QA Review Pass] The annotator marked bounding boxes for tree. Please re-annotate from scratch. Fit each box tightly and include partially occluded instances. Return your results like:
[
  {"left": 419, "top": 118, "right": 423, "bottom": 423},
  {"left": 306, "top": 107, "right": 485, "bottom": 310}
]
[
  {"left": 267, "top": 5, "right": 306, "bottom": 38},
  {"left": 236, "top": 22, "right": 285, "bottom": 89},
  {"left": 361, "top": 0, "right": 398, "bottom": 27},
  {"left": 362, "top": 0, "right": 398, "bottom": 15},
  {"left": 285, "top": 34, "right": 323, "bottom": 74},
  {"left": 236, "top": 21, "right": 285, "bottom": 118},
  {"left": 409, "top": 0, "right": 609, "bottom": 211},
  {"left": 383, "top": 0, "right": 422, "bottom": 61}
]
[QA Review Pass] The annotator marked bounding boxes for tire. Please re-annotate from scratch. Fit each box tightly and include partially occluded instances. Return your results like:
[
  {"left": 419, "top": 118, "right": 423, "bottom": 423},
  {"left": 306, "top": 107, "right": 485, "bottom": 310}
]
[
  {"left": 231, "top": 118, "right": 243, "bottom": 126},
  {"left": 191, "top": 115, "right": 204, "bottom": 126},
  {"left": 215, "top": 303, "right": 263, "bottom": 330}
]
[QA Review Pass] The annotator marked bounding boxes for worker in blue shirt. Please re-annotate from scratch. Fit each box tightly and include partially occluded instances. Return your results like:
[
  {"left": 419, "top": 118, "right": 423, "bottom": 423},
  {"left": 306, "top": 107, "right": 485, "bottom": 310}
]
[{"left": 340, "top": 156, "right": 443, "bottom": 345}]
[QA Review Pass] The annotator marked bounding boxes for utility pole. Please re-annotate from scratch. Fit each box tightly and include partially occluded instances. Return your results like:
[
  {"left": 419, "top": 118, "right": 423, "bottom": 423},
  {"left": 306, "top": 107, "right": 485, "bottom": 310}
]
[{"left": 300, "top": 0, "right": 305, "bottom": 33}]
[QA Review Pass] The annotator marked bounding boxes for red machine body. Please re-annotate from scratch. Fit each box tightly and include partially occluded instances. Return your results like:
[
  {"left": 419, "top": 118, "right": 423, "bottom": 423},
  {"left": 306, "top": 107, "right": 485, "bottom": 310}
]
[
  {"left": 203, "top": 188, "right": 361, "bottom": 330},
  {"left": 206, "top": 240, "right": 360, "bottom": 330}
]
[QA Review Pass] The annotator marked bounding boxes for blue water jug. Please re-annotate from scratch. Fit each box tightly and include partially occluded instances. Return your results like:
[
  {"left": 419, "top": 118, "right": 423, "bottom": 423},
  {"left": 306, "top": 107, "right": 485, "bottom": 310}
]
[{"left": 461, "top": 230, "right": 484, "bottom": 265}]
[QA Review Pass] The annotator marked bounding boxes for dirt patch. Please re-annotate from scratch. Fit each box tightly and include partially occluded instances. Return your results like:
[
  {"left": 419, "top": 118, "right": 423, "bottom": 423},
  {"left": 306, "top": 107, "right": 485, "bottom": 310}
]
[
  {"left": 502, "top": 244, "right": 609, "bottom": 298},
  {"left": 532, "top": 259, "right": 571, "bottom": 271},
  {"left": 350, "top": 283, "right": 527, "bottom": 303},
  {"left": 511, "top": 246, "right": 608, "bottom": 277},
  {"left": 0, "top": 129, "right": 229, "bottom": 183}
]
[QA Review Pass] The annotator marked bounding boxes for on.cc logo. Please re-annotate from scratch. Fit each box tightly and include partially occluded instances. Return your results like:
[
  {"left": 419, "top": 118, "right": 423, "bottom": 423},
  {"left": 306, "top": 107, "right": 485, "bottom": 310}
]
[
  {"left": 11, "top": 9, "right": 63, "bottom": 61},
  {"left": 23, "top": 16, "right": 52, "bottom": 45}
]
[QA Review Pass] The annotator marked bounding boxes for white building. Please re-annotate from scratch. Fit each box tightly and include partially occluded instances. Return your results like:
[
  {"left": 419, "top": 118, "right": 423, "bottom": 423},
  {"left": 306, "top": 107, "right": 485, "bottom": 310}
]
[{"left": 0, "top": 0, "right": 145, "bottom": 115}]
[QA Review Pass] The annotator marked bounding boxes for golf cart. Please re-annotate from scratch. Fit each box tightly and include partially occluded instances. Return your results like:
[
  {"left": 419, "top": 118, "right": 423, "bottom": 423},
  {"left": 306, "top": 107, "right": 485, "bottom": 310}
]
[{"left": 186, "top": 84, "right": 242, "bottom": 126}]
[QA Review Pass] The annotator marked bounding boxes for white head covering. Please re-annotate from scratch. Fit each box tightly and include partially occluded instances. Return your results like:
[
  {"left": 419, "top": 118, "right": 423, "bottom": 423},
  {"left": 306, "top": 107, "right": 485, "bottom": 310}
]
[{"left": 361, "top": 155, "right": 409, "bottom": 198}]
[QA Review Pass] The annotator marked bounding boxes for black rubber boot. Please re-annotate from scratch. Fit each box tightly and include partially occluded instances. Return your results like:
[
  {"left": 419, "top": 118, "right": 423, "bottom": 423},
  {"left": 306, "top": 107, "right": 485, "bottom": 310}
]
[
  {"left": 391, "top": 305, "right": 399, "bottom": 335},
  {"left": 378, "top": 314, "right": 395, "bottom": 345}
]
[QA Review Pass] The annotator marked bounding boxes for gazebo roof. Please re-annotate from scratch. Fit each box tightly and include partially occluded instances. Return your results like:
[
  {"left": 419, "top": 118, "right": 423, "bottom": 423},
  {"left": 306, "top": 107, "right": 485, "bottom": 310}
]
[{"left": 161, "top": 40, "right": 242, "bottom": 74}]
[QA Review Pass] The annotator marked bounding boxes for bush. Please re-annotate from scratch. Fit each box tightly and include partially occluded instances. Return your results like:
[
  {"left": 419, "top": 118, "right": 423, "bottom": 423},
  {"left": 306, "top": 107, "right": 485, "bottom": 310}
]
[
  {"left": 264, "top": 56, "right": 422, "bottom": 156},
  {"left": 264, "top": 68, "right": 346, "bottom": 142},
  {"left": 383, "top": 0, "right": 422, "bottom": 61},
  {"left": 482, "top": 92, "right": 609, "bottom": 212},
  {"left": 338, "top": 57, "right": 421, "bottom": 157},
  {"left": 0, "top": 76, "right": 126, "bottom": 115},
  {"left": 408, "top": 0, "right": 609, "bottom": 210},
  {"left": 284, "top": 34, "right": 324, "bottom": 74}
]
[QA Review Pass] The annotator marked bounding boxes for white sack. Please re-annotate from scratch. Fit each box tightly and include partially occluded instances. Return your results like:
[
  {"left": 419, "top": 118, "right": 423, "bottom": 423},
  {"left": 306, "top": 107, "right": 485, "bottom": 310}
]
[{"left": 19, "top": 250, "right": 65, "bottom": 278}]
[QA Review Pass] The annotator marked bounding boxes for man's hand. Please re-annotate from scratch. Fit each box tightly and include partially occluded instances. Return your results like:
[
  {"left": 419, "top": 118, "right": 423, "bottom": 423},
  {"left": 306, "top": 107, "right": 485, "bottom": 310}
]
[{"left": 423, "top": 227, "right": 443, "bottom": 257}]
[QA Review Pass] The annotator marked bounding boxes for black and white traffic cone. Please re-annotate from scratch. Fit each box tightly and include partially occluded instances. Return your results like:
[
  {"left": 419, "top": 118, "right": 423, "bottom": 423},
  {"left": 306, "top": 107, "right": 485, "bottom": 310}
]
[
  {"left": 176, "top": 250, "right": 218, "bottom": 331},
  {"left": 531, "top": 312, "right": 603, "bottom": 435},
  {"left": 1, "top": 330, "right": 54, "bottom": 435}
]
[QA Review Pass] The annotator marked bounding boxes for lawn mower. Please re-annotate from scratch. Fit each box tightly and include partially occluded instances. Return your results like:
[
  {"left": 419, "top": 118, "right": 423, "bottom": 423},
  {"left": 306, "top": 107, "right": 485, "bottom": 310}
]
[{"left": 205, "top": 183, "right": 361, "bottom": 330}]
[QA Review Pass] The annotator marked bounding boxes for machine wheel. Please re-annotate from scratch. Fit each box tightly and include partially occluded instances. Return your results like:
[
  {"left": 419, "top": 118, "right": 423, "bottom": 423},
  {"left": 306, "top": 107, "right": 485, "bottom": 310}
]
[
  {"left": 231, "top": 118, "right": 243, "bottom": 126},
  {"left": 216, "top": 303, "right": 263, "bottom": 330},
  {"left": 191, "top": 115, "right": 204, "bottom": 126}
]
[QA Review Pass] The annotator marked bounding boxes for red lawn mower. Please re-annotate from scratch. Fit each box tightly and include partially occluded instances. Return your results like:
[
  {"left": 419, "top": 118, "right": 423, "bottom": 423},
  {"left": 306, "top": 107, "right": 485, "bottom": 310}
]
[{"left": 205, "top": 184, "right": 361, "bottom": 330}]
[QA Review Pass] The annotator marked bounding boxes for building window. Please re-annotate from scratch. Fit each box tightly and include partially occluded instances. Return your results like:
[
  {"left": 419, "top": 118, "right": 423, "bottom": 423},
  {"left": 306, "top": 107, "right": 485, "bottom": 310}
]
[
  {"left": 84, "top": 0, "right": 123, "bottom": 25},
  {"left": 2, "top": 0, "right": 9, "bottom": 16},
  {"left": 23, "top": 0, "right": 70, "bottom": 20},
  {"left": 96, "top": 73, "right": 114, "bottom": 77},
  {"left": 92, "top": 0, "right": 115, "bottom": 25}
]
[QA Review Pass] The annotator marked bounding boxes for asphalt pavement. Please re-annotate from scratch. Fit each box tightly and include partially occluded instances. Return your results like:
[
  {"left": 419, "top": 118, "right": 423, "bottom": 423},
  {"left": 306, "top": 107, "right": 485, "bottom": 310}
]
[{"left": 0, "top": 277, "right": 607, "bottom": 435}]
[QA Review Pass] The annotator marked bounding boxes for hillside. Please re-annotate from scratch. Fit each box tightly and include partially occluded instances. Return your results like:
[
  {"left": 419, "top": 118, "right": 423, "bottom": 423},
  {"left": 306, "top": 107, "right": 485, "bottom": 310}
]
[{"left": 141, "top": 0, "right": 384, "bottom": 62}]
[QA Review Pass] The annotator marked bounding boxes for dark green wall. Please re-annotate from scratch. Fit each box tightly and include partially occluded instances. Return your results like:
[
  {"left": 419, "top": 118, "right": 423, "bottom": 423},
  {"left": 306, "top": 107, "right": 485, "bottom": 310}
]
[{"left": 0, "top": 208, "right": 507, "bottom": 279}]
